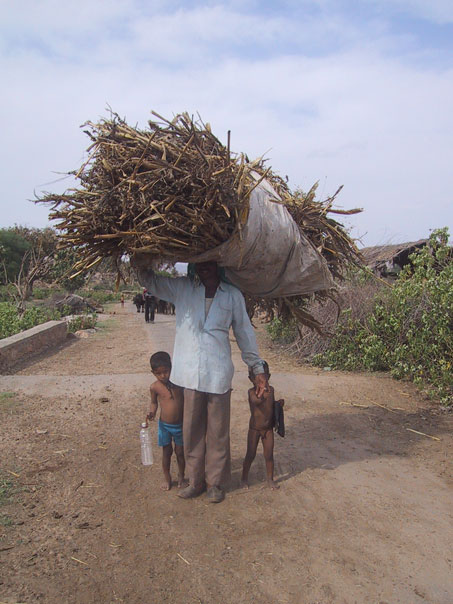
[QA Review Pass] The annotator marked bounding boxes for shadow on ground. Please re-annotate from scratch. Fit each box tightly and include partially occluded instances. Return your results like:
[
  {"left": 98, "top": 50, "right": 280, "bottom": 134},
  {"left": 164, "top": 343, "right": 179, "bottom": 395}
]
[{"left": 229, "top": 405, "right": 450, "bottom": 489}]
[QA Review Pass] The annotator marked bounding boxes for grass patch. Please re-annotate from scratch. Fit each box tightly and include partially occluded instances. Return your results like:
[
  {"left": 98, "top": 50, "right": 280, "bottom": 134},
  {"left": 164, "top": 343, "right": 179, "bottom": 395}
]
[
  {"left": 103, "top": 301, "right": 122, "bottom": 312},
  {"left": 0, "top": 391, "right": 14, "bottom": 401},
  {"left": 0, "top": 514, "right": 13, "bottom": 527},
  {"left": 96, "top": 317, "right": 116, "bottom": 331},
  {"left": 0, "top": 473, "right": 16, "bottom": 526},
  {"left": 0, "top": 391, "right": 20, "bottom": 415},
  {"left": 0, "top": 474, "right": 15, "bottom": 506}
]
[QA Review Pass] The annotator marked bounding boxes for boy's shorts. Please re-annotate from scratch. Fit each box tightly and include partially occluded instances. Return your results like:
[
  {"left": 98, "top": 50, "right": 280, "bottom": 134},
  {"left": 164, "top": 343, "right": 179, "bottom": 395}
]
[{"left": 158, "top": 419, "right": 183, "bottom": 447}]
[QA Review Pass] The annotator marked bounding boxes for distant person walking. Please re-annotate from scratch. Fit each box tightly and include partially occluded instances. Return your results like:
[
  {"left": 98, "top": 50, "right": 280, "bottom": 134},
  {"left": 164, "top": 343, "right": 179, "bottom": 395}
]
[{"left": 144, "top": 290, "right": 157, "bottom": 323}]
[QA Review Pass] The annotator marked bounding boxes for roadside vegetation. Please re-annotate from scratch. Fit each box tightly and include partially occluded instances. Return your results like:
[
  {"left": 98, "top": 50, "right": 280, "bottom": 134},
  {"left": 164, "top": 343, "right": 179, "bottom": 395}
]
[
  {"left": 268, "top": 229, "right": 452, "bottom": 406},
  {"left": 0, "top": 225, "right": 135, "bottom": 340},
  {"left": 66, "top": 313, "right": 97, "bottom": 333},
  {"left": 0, "top": 302, "right": 62, "bottom": 339}
]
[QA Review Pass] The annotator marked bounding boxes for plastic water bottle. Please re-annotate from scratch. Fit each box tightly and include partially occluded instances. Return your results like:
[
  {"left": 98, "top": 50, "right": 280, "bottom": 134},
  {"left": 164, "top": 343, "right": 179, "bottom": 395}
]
[{"left": 140, "top": 422, "right": 153, "bottom": 466}]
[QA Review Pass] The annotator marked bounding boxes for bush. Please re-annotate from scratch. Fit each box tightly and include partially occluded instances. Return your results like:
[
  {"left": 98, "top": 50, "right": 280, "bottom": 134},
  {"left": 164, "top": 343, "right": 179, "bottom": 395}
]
[
  {"left": 67, "top": 314, "right": 97, "bottom": 333},
  {"left": 314, "top": 229, "right": 453, "bottom": 405},
  {"left": 0, "top": 285, "right": 16, "bottom": 302},
  {"left": 31, "top": 286, "right": 59, "bottom": 300},
  {"left": 266, "top": 317, "right": 299, "bottom": 344},
  {"left": 75, "top": 289, "right": 120, "bottom": 304},
  {"left": 0, "top": 303, "right": 20, "bottom": 338},
  {"left": 0, "top": 302, "right": 61, "bottom": 339}
]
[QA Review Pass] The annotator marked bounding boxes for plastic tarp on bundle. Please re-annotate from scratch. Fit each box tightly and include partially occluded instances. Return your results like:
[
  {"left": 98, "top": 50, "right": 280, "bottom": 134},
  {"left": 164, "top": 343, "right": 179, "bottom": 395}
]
[{"left": 188, "top": 178, "right": 335, "bottom": 298}]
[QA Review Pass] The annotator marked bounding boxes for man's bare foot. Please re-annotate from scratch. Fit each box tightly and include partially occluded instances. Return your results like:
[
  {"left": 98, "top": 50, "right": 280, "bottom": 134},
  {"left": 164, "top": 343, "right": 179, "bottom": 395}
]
[
  {"left": 161, "top": 479, "right": 172, "bottom": 491},
  {"left": 240, "top": 479, "right": 249, "bottom": 489},
  {"left": 267, "top": 479, "right": 280, "bottom": 489},
  {"left": 178, "top": 477, "right": 188, "bottom": 489}
]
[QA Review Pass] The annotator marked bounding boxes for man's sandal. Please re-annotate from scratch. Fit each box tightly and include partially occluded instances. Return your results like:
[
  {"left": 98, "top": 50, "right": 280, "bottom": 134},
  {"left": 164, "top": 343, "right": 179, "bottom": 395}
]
[
  {"left": 206, "top": 486, "right": 225, "bottom": 503},
  {"left": 177, "top": 484, "right": 206, "bottom": 499}
]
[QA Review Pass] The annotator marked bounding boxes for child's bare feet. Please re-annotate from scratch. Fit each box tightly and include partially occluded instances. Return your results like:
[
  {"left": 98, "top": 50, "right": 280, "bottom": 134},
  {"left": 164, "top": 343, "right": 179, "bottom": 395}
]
[
  {"left": 267, "top": 479, "right": 280, "bottom": 490},
  {"left": 177, "top": 477, "right": 188, "bottom": 489},
  {"left": 240, "top": 479, "right": 249, "bottom": 489},
  {"left": 161, "top": 478, "right": 172, "bottom": 491}
]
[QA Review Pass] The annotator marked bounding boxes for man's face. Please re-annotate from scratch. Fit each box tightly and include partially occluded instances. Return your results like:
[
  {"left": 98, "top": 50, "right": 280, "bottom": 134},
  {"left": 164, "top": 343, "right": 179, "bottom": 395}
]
[{"left": 195, "top": 261, "right": 218, "bottom": 283}]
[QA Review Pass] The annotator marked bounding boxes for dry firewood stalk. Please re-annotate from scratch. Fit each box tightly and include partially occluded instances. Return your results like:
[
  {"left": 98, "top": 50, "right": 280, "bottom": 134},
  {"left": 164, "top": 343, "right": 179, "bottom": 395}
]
[
  {"left": 36, "top": 109, "right": 363, "bottom": 328},
  {"left": 36, "top": 110, "right": 265, "bottom": 275}
]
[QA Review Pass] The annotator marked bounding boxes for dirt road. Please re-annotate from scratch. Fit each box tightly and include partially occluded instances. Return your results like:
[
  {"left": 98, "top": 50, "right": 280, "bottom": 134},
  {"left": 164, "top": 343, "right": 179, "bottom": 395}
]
[{"left": 1, "top": 304, "right": 452, "bottom": 604}]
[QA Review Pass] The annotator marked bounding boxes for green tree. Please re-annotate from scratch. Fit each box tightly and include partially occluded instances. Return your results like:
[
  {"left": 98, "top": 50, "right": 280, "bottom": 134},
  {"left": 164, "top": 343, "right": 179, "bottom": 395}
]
[
  {"left": 0, "top": 226, "right": 58, "bottom": 309},
  {"left": 0, "top": 229, "right": 31, "bottom": 283},
  {"left": 50, "top": 248, "right": 88, "bottom": 292},
  {"left": 12, "top": 226, "right": 57, "bottom": 257}
]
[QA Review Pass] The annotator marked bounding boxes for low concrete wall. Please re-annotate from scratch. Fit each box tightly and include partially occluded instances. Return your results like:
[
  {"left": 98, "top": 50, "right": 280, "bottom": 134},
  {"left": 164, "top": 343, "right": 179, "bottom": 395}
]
[{"left": 0, "top": 320, "right": 68, "bottom": 373}]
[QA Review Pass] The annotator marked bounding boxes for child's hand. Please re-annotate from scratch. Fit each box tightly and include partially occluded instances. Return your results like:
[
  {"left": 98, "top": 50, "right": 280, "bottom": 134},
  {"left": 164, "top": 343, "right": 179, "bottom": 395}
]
[
  {"left": 146, "top": 412, "right": 155, "bottom": 422},
  {"left": 277, "top": 399, "right": 285, "bottom": 407},
  {"left": 254, "top": 373, "right": 269, "bottom": 398}
]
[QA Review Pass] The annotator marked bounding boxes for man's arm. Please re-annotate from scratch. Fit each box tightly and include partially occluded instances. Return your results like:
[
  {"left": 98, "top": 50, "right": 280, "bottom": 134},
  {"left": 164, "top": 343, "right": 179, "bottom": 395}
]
[
  {"left": 231, "top": 290, "right": 269, "bottom": 397},
  {"left": 131, "top": 254, "right": 187, "bottom": 304}
]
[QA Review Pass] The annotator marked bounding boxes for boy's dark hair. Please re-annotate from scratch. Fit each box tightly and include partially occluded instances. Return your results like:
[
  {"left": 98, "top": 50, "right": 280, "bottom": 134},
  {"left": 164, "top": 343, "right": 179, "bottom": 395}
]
[
  {"left": 249, "top": 360, "right": 270, "bottom": 379},
  {"left": 150, "top": 351, "right": 171, "bottom": 371}
]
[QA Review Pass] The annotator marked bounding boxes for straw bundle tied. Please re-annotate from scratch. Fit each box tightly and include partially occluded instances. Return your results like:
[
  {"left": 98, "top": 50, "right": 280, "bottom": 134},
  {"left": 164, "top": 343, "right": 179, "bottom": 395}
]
[{"left": 36, "top": 110, "right": 363, "bottom": 329}]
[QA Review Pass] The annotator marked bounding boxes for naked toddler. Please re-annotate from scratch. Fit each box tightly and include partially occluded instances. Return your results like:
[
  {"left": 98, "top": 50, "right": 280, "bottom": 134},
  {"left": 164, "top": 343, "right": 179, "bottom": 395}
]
[{"left": 241, "top": 361, "right": 284, "bottom": 490}]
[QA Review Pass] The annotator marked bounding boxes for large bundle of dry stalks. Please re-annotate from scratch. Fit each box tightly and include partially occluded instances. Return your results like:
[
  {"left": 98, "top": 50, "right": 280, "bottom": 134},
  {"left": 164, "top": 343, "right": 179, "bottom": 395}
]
[
  {"left": 36, "top": 110, "right": 363, "bottom": 328},
  {"left": 38, "top": 111, "right": 263, "bottom": 275}
]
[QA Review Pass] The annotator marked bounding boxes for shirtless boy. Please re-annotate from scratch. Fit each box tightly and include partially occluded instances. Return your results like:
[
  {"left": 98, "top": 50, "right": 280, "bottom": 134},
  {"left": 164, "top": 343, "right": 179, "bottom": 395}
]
[
  {"left": 241, "top": 361, "right": 284, "bottom": 490},
  {"left": 147, "top": 351, "right": 186, "bottom": 491}
]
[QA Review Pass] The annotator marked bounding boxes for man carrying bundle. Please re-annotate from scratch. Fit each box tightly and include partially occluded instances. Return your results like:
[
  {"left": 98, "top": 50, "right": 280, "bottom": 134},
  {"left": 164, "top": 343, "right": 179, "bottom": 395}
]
[{"left": 133, "top": 258, "right": 268, "bottom": 503}]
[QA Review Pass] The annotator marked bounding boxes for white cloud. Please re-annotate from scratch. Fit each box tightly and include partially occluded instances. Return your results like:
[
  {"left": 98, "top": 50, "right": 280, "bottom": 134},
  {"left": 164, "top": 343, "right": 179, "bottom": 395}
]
[
  {"left": 375, "top": 0, "right": 453, "bottom": 24},
  {"left": 1, "top": 0, "right": 137, "bottom": 33},
  {"left": 1, "top": 1, "right": 452, "bottom": 247}
]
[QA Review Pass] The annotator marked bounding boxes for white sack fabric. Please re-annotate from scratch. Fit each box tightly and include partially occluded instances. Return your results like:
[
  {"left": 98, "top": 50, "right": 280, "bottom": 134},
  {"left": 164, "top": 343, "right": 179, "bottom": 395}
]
[{"left": 189, "top": 179, "right": 334, "bottom": 298}]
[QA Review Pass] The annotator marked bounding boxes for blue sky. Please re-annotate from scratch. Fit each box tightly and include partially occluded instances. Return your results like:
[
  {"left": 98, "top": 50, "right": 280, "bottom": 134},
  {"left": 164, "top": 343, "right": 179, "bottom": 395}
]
[{"left": 1, "top": 0, "right": 452, "bottom": 247}]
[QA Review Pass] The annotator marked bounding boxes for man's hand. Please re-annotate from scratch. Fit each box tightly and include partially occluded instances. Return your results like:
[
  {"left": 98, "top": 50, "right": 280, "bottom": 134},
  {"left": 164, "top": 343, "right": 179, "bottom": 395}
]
[
  {"left": 277, "top": 398, "right": 285, "bottom": 407},
  {"left": 254, "top": 373, "right": 269, "bottom": 398},
  {"left": 146, "top": 412, "right": 156, "bottom": 422}
]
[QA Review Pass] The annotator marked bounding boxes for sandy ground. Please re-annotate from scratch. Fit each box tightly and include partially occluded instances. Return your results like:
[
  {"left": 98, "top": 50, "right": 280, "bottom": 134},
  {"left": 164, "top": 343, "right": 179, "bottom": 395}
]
[{"left": 0, "top": 303, "right": 452, "bottom": 604}]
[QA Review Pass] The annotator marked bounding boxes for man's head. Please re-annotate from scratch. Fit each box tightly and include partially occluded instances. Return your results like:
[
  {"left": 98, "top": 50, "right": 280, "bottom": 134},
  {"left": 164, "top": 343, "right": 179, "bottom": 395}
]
[
  {"left": 195, "top": 261, "right": 219, "bottom": 286},
  {"left": 150, "top": 351, "right": 172, "bottom": 383},
  {"left": 248, "top": 361, "right": 270, "bottom": 384}
]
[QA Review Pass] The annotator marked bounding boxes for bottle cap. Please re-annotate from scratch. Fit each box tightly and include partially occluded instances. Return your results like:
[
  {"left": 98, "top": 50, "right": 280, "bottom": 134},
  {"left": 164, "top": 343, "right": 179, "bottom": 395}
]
[{"left": 141, "top": 422, "right": 148, "bottom": 428}]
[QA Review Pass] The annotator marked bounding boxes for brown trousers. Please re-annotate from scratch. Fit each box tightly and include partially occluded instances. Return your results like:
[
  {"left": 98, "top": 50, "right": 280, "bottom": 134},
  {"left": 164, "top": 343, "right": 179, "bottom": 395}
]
[{"left": 183, "top": 389, "right": 231, "bottom": 488}]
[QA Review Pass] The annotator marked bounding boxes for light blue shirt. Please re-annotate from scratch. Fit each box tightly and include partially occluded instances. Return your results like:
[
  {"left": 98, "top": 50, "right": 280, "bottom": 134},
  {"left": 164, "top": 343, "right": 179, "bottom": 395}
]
[{"left": 138, "top": 269, "right": 264, "bottom": 394}]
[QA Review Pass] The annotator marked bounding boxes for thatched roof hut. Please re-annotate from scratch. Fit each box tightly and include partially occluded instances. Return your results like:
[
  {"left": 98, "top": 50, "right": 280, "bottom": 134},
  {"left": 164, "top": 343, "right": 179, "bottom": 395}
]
[{"left": 361, "top": 239, "right": 428, "bottom": 277}]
